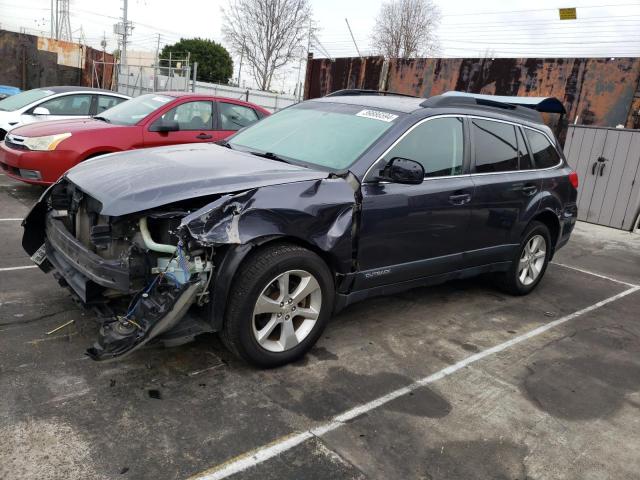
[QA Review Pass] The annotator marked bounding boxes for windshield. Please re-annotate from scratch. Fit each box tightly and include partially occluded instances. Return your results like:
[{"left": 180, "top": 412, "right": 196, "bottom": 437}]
[
  {"left": 228, "top": 102, "right": 398, "bottom": 170},
  {"left": 97, "top": 94, "right": 172, "bottom": 125},
  {"left": 0, "top": 88, "right": 54, "bottom": 112}
]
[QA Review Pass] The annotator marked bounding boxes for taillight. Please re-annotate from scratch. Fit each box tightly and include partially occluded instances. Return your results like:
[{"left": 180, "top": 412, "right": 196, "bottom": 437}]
[{"left": 569, "top": 171, "right": 579, "bottom": 189}]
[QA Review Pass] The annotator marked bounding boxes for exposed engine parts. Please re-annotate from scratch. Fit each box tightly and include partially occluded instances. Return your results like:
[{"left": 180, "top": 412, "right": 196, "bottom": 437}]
[{"left": 33, "top": 181, "right": 217, "bottom": 361}]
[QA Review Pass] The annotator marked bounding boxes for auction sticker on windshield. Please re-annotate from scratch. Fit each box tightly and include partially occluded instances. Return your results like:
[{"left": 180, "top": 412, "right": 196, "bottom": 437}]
[{"left": 356, "top": 109, "right": 398, "bottom": 122}]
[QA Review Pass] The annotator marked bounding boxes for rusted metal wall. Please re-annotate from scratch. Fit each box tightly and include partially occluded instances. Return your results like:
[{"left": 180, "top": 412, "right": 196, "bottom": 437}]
[
  {"left": 0, "top": 30, "right": 115, "bottom": 90},
  {"left": 304, "top": 55, "right": 385, "bottom": 100},
  {"left": 306, "top": 56, "right": 640, "bottom": 129}
]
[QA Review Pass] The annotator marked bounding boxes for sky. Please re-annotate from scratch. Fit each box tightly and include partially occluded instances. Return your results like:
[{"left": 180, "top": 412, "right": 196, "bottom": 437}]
[{"left": 1, "top": 0, "right": 640, "bottom": 92}]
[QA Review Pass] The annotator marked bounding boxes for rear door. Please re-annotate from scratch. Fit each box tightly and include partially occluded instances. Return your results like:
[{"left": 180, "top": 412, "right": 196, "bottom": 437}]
[
  {"left": 466, "top": 118, "right": 543, "bottom": 266},
  {"left": 216, "top": 101, "right": 262, "bottom": 139},
  {"left": 143, "top": 100, "right": 217, "bottom": 147},
  {"left": 356, "top": 116, "right": 474, "bottom": 289}
]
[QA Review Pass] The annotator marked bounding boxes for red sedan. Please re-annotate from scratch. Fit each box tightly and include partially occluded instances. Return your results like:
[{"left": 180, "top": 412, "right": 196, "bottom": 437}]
[{"left": 0, "top": 92, "right": 270, "bottom": 185}]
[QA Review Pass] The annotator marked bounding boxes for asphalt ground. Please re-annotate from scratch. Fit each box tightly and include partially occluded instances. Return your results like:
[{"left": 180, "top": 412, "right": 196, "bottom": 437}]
[{"left": 1, "top": 172, "right": 639, "bottom": 480}]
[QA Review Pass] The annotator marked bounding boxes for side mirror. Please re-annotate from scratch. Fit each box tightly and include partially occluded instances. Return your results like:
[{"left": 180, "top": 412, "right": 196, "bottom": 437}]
[
  {"left": 33, "top": 107, "right": 50, "bottom": 116},
  {"left": 150, "top": 119, "right": 179, "bottom": 133},
  {"left": 380, "top": 157, "right": 424, "bottom": 185}
]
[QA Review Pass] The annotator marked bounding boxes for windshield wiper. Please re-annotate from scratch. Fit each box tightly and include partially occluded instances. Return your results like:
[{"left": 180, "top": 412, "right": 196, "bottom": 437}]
[
  {"left": 216, "top": 139, "right": 233, "bottom": 149},
  {"left": 93, "top": 116, "right": 111, "bottom": 123},
  {"left": 250, "top": 151, "right": 289, "bottom": 164}
]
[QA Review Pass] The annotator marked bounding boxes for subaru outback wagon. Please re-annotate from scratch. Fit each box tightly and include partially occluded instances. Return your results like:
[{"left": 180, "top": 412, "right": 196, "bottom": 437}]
[{"left": 22, "top": 90, "right": 578, "bottom": 367}]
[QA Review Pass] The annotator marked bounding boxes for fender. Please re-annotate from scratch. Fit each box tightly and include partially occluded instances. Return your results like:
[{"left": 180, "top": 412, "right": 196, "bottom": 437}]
[{"left": 182, "top": 178, "right": 359, "bottom": 330}]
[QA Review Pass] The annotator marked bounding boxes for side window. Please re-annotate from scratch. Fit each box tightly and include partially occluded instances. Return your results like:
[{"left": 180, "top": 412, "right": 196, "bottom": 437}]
[
  {"left": 155, "top": 101, "right": 213, "bottom": 130},
  {"left": 516, "top": 127, "right": 533, "bottom": 170},
  {"left": 382, "top": 117, "right": 464, "bottom": 178},
  {"left": 472, "top": 119, "right": 518, "bottom": 173},
  {"left": 38, "top": 94, "right": 92, "bottom": 115},
  {"left": 219, "top": 102, "right": 260, "bottom": 130},
  {"left": 525, "top": 129, "right": 561, "bottom": 169},
  {"left": 97, "top": 95, "right": 127, "bottom": 114}
]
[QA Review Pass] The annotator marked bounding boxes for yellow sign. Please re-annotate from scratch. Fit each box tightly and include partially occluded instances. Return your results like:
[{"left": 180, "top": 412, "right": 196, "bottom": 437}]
[{"left": 559, "top": 7, "right": 577, "bottom": 20}]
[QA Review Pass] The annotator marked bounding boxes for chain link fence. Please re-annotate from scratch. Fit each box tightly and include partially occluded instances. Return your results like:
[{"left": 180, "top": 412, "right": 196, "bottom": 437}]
[{"left": 91, "top": 59, "right": 299, "bottom": 113}]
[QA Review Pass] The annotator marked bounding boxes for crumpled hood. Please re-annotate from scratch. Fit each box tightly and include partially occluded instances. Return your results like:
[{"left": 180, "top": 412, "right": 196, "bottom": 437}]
[{"left": 65, "top": 143, "right": 329, "bottom": 216}]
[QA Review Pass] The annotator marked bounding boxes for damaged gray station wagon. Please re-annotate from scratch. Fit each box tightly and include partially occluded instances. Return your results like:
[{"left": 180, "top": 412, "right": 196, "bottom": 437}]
[{"left": 22, "top": 90, "right": 578, "bottom": 367}]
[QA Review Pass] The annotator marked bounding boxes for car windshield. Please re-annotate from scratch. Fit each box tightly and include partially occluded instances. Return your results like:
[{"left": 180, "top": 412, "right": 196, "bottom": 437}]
[
  {"left": 0, "top": 88, "right": 54, "bottom": 111},
  {"left": 228, "top": 102, "right": 398, "bottom": 170},
  {"left": 97, "top": 94, "right": 172, "bottom": 125}
]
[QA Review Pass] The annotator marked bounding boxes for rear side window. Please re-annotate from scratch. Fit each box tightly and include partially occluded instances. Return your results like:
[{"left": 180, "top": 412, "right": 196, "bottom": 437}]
[
  {"left": 383, "top": 117, "right": 464, "bottom": 177},
  {"left": 219, "top": 102, "right": 259, "bottom": 130},
  {"left": 525, "top": 129, "right": 561, "bottom": 169},
  {"left": 472, "top": 119, "right": 518, "bottom": 173},
  {"left": 516, "top": 127, "right": 533, "bottom": 170},
  {"left": 97, "top": 95, "right": 127, "bottom": 113}
]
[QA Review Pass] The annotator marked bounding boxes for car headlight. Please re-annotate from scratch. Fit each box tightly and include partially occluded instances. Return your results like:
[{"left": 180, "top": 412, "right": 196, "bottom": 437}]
[{"left": 22, "top": 133, "right": 72, "bottom": 151}]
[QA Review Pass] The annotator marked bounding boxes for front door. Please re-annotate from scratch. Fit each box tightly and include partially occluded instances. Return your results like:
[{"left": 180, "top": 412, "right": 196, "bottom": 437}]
[
  {"left": 356, "top": 116, "right": 473, "bottom": 290},
  {"left": 23, "top": 93, "right": 93, "bottom": 125},
  {"left": 143, "top": 100, "right": 219, "bottom": 147}
]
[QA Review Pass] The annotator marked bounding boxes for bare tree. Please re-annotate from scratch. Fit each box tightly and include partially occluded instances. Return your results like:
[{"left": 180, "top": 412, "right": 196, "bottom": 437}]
[
  {"left": 371, "top": 0, "right": 441, "bottom": 59},
  {"left": 223, "top": 0, "right": 311, "bottom": 91}
]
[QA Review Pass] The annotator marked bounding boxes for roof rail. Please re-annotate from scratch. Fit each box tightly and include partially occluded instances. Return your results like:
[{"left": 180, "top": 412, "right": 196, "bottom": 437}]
[
  {"left": 421, "top": 91, "right": 566, "bottom": 115},
  {"left": 325, "top": 89, "right": 419, "bottom": 99}
]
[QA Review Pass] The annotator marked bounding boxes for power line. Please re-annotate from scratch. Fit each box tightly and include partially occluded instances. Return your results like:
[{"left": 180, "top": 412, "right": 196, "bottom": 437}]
[{"left": 439, "top": 2, "right": 640, "bottom": 18}]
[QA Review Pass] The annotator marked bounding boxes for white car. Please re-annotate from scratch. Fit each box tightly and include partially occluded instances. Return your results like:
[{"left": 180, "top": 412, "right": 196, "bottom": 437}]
[{"left": 0, "top": 86, "right": 130, "bottom": 140}]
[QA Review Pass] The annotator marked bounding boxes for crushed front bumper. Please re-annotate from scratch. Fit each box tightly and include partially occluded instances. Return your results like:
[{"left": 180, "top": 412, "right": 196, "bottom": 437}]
[{"left": 45, "top": 212, "right": 132, "bottom": 302}]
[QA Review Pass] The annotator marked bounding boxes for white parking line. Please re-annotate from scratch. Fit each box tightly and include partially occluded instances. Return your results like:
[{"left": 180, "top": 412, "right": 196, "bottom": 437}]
[
  {"left": 0, "top": 218, "right": 23, "bottom": 222},
  {"left": 190, "top": 282, "right": 640, "bottom": 480},
  {"left": 0, "top": 265, "right": 37, "bottom": 272},
  {"left": 552, "top": 262, "right": 639, "bottom": 288}
]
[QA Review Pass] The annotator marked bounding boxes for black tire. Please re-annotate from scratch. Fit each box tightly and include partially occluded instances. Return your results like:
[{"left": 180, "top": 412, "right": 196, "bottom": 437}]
[
  {"left": 498, "top": 221, "right": 551, "bottom": 296},
  {"left": 221, "top": 242, "right": 335, "bottom": 367}
]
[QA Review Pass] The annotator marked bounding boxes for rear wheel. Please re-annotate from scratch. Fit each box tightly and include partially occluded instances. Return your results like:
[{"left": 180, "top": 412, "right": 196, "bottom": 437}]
[
  {"left": 498, "top": 221, "right": 551, "bottom": 295},
  {"left": 221, "top": 242, "right": 334, "bottom": 367}
]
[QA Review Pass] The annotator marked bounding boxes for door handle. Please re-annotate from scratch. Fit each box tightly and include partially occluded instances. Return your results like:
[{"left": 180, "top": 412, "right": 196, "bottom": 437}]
[
  {"left": 521, "top": 184, "right": 538, "bottom": 196},
  {"left": 599, "top": 162, "right": 606, "bottom": 176},
  {"left": 592, "top": 156, "right": 607, "bottom": 175},
  {"left": 449, "top": 193, "right": 471, "bottom": 205},
  {"left": 196, "top": 133, "right": 213, "bottom": 140}
]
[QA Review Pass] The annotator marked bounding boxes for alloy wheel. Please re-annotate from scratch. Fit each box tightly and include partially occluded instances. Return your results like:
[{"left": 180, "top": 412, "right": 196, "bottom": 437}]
[
  {"left": 518, "top": 234, "right": 547, "bottom": 286},
  {"left": 251, "top": 269, "right": 322, "bottom": 353}
]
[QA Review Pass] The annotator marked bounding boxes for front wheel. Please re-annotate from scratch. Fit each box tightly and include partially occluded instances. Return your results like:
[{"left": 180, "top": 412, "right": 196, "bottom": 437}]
[
  {"left": 221, "top": 243, "right": 334, "bottom": 367},
  {"left": 498, "top": 221, "right": 551, "bottom": 295}
]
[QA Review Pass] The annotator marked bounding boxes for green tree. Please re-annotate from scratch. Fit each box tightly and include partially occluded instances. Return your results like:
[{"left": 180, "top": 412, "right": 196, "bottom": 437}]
[{"left": 161, "top": 38, "right": 233, "bottom": 84}]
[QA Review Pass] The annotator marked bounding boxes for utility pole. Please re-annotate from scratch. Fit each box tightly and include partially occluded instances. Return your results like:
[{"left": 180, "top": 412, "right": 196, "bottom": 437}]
[
  {"left": 50, "top": 0, "right": 54, "bottom": 38},
  {"left": 237, "top": 37, "right": 245, "bottom": 88},
  {"left": 155, "top": 33, "right": 161, "bottom": 66},
  {"left": 121, "top": 0, "right": 129, "bottom": 67},
  {"left": 113, "top": 0, "right": 133, "bottom": 67},
  {"left": 345, "top": 18, "right": 362, "bottom": 58},
  {"left": 300, "top": 19, "right": 313, "bottom": 101},
  {"left": 154, "top": 33, "right": 161, "bottom": 91}
]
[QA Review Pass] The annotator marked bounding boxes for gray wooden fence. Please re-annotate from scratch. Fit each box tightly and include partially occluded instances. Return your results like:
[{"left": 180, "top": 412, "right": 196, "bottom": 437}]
[{"left": 564, "top": 125, "right": 640, "bottom": 231}]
